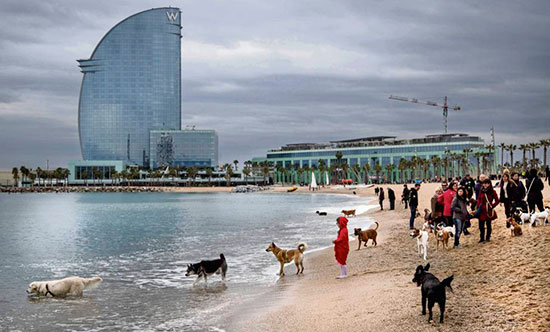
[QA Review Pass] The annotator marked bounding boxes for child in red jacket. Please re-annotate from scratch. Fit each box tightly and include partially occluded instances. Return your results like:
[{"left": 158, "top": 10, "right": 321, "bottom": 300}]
[{"left": 333, "top": 216, "right": 350, "bottom": 279}]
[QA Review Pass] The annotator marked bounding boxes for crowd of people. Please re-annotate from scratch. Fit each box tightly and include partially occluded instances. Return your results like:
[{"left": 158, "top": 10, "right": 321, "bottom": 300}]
[{"left": 373, "top": 168, "right": 546, "bottom": 248}]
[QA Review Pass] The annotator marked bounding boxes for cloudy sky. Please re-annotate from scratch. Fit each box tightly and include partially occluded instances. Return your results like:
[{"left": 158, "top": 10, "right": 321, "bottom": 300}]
[{"left": 1, "top": 0, "right": 549, "bottom": 169}]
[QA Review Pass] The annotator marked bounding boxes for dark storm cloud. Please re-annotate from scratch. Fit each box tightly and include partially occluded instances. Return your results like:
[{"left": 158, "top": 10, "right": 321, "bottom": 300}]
[{"left": 0, "top": 0, "right": 549, "bottom": 168}]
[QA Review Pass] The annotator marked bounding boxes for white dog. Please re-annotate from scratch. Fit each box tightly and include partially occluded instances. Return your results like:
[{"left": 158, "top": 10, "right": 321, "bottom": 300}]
[
  {"left": 530, "top": 207, "right": 549, "bottom": 227},
  {"left": 514, "top": 208, "right": 531, "bottom": 225},
  {"left": 436, "top": 222, "right": 454, "bottom": 237},
  {"left": 410, "top": 228, "right": 429, "bottom": 261},
  {"left": 27, "top": 276, "right": 102, "bottom": 297}
]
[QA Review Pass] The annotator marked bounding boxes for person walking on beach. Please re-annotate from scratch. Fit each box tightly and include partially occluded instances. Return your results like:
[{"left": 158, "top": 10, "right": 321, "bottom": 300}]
[
  {"left": 545, "top": 166, "right": 550, "bottom": 185},
  {"left": 526, "top": 169, "right": 545, "bottom": 213},
  {"left": 476, "top": 179, "right": 499, "bottom": 243},
  {"left": 499, "top": 172, "right": 513, "bottom": 219},
  {"left": 474, "top": 174, "right": 486, "bottom": 200},
  {"left": 460, "top": 174, "right": 475, "bottom": 199},
  {"left": 388, "top": 188, "right": 396, "bottom": 210},
  {"left": 402, "top": 184, "right": 409, "bottom": 209},
  {"left": 408, "top": 183, "right": 420, "bottom": 229},
  {"left": 510, "top": 172, "right": 527, "bottom": 212},
  {"left": 438, "top": 181, "right": 458, "bottom": 227},
  {"left": 451, "top": 186, "right": 470, "bottom": 248},
  {"left": 333, "top": 216, "right": 349, "bottom": 279},
  {"left": 379, "top": 187, "right": 385, "bottom": 210}
]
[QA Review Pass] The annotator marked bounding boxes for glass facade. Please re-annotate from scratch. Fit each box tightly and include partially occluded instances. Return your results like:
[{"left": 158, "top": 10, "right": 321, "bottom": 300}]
[
  {"left": 149, "top": 130, "right": 218, "bottom": 168},
  {"left": 78, "top": 8, "right": 182, "bottom": 166}
]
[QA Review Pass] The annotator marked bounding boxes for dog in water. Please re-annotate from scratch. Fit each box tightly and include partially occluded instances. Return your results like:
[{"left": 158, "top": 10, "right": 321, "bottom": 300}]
[
  {"left": 354, "top": 222, "right": 379, "bottom": 250},
  {"left": 410, "top": 228, "right": 429, "bottom": 261},
  {"left": 412, "top": 263, "right": 454, "bottom": 323},
  {"left": 27, "top": 276, "right": 102, "bottom": 297},
  {"left": 316, "top": 211, "right": 327, "bottom": 216},
  {"left": 266, "top": 242, "right": 307, "bottom": 276},
  {"left": 507, "top": 217, "right": 523, "bottom": 237},
  {"left": 185, "top": 254, "right": 227, "bottom": 285},
  {"left": 341, "top": 209, "right": 356, "bottom": 217}
]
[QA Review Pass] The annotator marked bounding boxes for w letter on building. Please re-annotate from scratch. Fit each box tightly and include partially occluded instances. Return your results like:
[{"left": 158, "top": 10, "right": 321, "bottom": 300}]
[{"left": 166, "top": 11, "right": 178, "bottom": 21}]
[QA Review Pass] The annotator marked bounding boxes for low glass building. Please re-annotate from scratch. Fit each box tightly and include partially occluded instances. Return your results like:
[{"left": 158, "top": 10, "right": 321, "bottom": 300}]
[
  {"left": 254, "top": 133, "right": 494, "bottom": 183},
  {"left": 149, "top": 129, "right": 218, "bottom": 168},
  {"left": 68, "top": 160, "right": 126, "bottom": 182},
  {"left": 77, "top": 7, "right": 182, "bottom": 166}
]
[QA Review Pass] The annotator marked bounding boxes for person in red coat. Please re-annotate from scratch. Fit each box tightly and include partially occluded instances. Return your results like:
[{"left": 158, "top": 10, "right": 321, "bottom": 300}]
[
  {"left": 476, "top": 179, "right": 500, "bottom": 243},
  {"left": 437, "top": 181, "right": 458, "bottom": 226},
  {"left": 333, "top": 216, "right": 349, "bottom": 279}
]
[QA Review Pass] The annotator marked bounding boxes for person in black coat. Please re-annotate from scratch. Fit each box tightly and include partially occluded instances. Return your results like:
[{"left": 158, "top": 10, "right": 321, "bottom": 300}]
[
  {"left": 388, "top": 188, "right": 396, "bottom": 210},
  {"left": 509, "top": 172, "right": 527, "bottom": 212},
  {"left": 546, "top": 166, "right": 550, "bottom": 185},
  {"left": 525, "top": 169, "right": 545, "bottom": 213},
  {"left": 408, "top": 184, "right": 420, "bottom": 229},
  {"left": 402, "top": 184, "right": 410, "bottom": 209},
  {"left": 379, "top": 187, "right": 385, "bottom": 210},
  {"left": 460, "top": 174, "right": 475, "bottom": 199}
]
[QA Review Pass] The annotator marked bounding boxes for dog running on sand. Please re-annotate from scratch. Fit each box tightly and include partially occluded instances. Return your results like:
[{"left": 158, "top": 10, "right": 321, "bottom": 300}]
[
  {"left": 27, "top": 276, "right": 102, "bottom": 297},
  {"left": 354, "top": 222, "right": 379, "bottom": 250},
  {"left": 410, "top": 228, "right": 429, "bottom": 261},
  {"left": 266, "top": 242, "right": 307, "bottom": 276},
  {"left": 413, "top": 263, "right": 454, "bottom": 323},
  {"left": 341, "top": 209, "right": 356, "bottom": 217}
]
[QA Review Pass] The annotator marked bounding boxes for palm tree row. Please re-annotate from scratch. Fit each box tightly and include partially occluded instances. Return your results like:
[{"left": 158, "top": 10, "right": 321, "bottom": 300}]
[
  {"left": 11, "top": 166, "right": 70, "bottom": 187},
  {"left": 501, "top": 139, "right": 550, "bottom": 172}
]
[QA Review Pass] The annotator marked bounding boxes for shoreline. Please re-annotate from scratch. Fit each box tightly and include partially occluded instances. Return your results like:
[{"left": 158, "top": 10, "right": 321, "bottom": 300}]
[{"left": 231, "top": 183, "right": 550, "bottom": 332}]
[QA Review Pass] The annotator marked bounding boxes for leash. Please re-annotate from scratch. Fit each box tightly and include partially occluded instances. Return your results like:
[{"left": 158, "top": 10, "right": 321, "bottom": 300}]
[{"left": 45, "top": 284, "right": 56, "bottom": 297}]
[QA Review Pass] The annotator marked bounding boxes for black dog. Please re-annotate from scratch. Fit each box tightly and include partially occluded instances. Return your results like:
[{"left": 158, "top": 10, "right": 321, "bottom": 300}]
[
  {"left": 316, "top": 211, "right": 327, "bottom": 216},
  {"left": 185, "top": 254, "right": 227, "bottom": 285},
  {"left": 412, "top": 263, "right": 453, "bottom": 323}
]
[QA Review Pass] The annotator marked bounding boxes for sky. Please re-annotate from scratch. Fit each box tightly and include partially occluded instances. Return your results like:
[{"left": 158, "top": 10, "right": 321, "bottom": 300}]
[{"left": 1, "top": 0, "right": 549, "bottom": 169}]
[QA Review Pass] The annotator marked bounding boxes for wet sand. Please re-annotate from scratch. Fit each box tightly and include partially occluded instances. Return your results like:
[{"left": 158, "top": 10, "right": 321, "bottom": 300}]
[{"left": 233, "top": 182, "right": 550, "bottom": 331}]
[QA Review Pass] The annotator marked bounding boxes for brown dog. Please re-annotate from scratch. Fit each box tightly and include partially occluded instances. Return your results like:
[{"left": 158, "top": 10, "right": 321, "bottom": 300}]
[
  {"left": 436, "top": 229, "right": 450, "bottom": 249},
  {"left": 341, "top": 209, "right": 356, "bottom": 217},
  {"left": 354, "top": 222, "right": 379, "bottom": 250},
  {"left": 266, "top": 242, "right": 307, "bottom": 276},
  {"left": 508, "top": 217, "right": 523, "bottom": 237}
]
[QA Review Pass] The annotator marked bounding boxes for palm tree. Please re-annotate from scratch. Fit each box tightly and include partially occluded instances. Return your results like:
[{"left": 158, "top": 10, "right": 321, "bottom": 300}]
[
  {"left": 243, "top": 166, "right": 251, "bottom": 184},
  {"left": 507, "top": 144, "right": 517, "bottom": 169},
  {"left": 362, "top": 163, "right": 371, "bottom": 184},
  {"left": 498, "top": 143, "right": 506, "bottom": 170},
  {"left": 187, "top": 167, "right": 198, "bottom": 186},
  {"left": 373, "top": 163, "right": 382, "bottom": 184},
  {"left": 11, "top": 167, "right": 19, "bottom": 187},
  {"left": 519, "top": 144, "right": 529, "bottom": 170},
  {"left": 540, "top": 139, "right": 550, "bottom": 168},
  {"left": 351, "top": 164, "right": 361, "bottom": 184},
  {"left": 398, "top": 158, "right": 408, "bottom": 183},
  {"left": 261, "top": 163, "right": 270, "bottom": 185},
  {"left": 81, "top": 170, "right": 89, "bottom": 187},
  {"left": 93, "top": 168, "right": 103, "bottom": 186},
  {"left": 120, "top": 170, "right": 129, "bottom": 187},
  {"left": 233, "top": 160, "right": 239, "bottom": 171},
  {"left": 384, "top": 164, "right": 394, "bottom": 183},
  {"left": 529, "top": 142, "right": 540, "bottom": 167},
  {"left": 205, "top": 168, "right": 213, "bottom": 185},
  {"left": 296, "top": 167, "right": 304, "bottom": 184},
  {"left": 225, "top": 164, "right": 234, "bottom": 186}
]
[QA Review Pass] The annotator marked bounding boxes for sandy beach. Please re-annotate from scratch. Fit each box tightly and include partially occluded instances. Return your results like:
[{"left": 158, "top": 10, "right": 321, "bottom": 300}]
[{"left": 233, "top": 182, "right": 550, "bottom": 332}]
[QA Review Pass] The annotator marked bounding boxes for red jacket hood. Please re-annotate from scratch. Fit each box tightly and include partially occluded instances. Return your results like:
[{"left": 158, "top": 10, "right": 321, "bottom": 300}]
[{"left": 337, "top": 216, "right": 349, "bottom": 229}]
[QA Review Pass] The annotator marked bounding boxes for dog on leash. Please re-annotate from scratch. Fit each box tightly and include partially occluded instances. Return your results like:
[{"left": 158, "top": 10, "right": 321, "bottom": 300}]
[
  {"left": 341, "top": 209, "right": 356, "bottom": 217},
  {"left": 410, "top": 228, "right": 429, "bottom": 261},
  {"left": 316, "top": 211, "right": 327, "bottom": 216},
  {"left": 412, "top": 263, "right": 454, "bottom": 323},
  {"left": 436, "top": 230, "right": 450, "bottom": 249},
  {"left": 27, "top": 276, "right": 102, "bottom": 297},
  {"left": 354, "top": 222, "right": 379, "bottom": 250},
  {"left": 185, "top": 254, "right": 227, "bottom": 285},
  {"left": 507, "top": 217, "right": 523, "bottom": 237},
  {"left": 266, "top": 242, "right": 307, "bottom": 276}
]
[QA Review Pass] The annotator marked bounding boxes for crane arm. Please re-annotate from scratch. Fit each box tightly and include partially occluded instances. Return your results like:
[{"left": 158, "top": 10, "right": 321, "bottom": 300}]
[{"left": 389, "top": 95, "right": 460, "bottom": 111}]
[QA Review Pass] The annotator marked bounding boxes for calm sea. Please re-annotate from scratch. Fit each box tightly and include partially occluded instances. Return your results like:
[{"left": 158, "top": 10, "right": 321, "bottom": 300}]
[{"left": 0, "top": 192, "right": 374, "bottom": 331}]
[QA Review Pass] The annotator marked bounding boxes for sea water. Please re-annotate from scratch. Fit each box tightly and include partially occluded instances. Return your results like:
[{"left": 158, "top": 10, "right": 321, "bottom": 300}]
[{"left": 0, "top": 192, "right": 374, "bottom": 331}]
